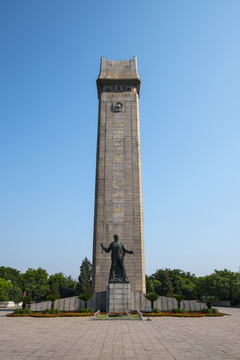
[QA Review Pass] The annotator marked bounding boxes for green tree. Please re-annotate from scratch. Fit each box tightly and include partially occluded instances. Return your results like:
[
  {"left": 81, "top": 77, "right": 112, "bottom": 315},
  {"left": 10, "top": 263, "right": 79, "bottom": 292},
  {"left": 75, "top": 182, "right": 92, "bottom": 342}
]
[
  {"left": 214, "top": 270, "right": 240, "bottom": 304},
  {"left": 146, "top": 275, "right": 161, "bottom": 294},
  {"left": 174, "top": 276, "right": 197, "bottom": 299},
  {"left": 46, "top": 278, "right": 61, "bottom": 309},
  {"left": 0, "top": 266, "right": 23, "bottom": 288},
  {"left": 59, "top": 276, "right": 77, "bottom": 297},
  {"left": 78, "top": 292, "right": 93, "bottom": 308},
  {"left": 0, "top": 267, "right": 25, "bottom": 303},
  {"left": 153, "top": 270, "right": 174, "bottom": 296},
  {"left": 47, "top": 294, "right": 60, "bottom": 309},
  {"left": 146, "top": 275, "right": 153, "bottom": 293},
  {"left": 48, "top": 273, "right": 77, "bottom": 298},
  {"left": 8, "top": 285, "right": 23, "bottom": 303},
  {"left": 144, "top": 292, "right": 159, "bottom": 309},
  {"left": 23, "top": 268, "right": 49, "bottom": 302},
  {"left": 196, "top": 274, "right": 217, "bottom": 299},
  {"left": 174, "top": 294, "right": 185, "bottom": 309},
  {"left": 77, "top": 258, "right": 92, "bottom": 294},
  {"left": 164, "top": 269, "right": 197, "bottom": 299},
  {"left": 0, "top": 277, "right": 13, "bottom": 301},
  {"left": 22, "top": 295, "right": 32, "bottom": 309},
  {"left": 197, "top": 269, "right": 240, "bottom": 305},
  {"left": 203, "top": 295, "right": 216, "bottom": 309}
]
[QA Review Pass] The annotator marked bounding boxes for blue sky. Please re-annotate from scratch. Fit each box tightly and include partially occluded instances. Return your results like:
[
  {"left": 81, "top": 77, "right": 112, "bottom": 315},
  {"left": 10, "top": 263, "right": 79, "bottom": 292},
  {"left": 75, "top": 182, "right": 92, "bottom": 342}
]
[{"left": 1, "top": 0, "right": 240, "bottom": 280}]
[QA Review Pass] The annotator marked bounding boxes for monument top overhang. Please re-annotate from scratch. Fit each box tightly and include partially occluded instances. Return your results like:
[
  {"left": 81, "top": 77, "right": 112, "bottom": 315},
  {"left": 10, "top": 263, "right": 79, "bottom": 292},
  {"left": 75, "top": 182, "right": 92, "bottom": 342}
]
[{"left": 97, "top": 56, "right": 141, "bottom": 98}]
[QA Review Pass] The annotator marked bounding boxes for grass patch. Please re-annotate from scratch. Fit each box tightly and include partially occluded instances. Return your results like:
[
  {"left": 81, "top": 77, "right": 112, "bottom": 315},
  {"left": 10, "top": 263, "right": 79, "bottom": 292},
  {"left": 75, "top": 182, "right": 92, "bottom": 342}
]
[{"left": 95, "top": 313, "right": 140, "bottom": 320}]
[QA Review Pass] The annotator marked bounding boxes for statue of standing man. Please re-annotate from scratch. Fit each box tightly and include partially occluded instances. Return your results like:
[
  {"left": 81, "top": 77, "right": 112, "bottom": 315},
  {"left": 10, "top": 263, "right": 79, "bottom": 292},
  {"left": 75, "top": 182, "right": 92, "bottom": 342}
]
[{"left": 101, "top": 234, "right": 134, "bottom": 282}]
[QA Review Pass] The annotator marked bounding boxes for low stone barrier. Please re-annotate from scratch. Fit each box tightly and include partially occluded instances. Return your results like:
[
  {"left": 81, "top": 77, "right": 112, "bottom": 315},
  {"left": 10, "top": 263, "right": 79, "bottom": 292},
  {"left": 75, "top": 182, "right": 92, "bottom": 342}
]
[
  {"left": 213, "top": 301, "right": 231, "bottom": 307},
  {"left": 30, "top": 292, "right": 106, "bottom": 312},
  {"left": 0, "top": 301, "right": 21, "bottom": 308},
  {"left": 131, "top": 292, "right": 206, "bottom": 312},
  {"left": 31, "top": 292, "right": 206, "bottom": 312}
]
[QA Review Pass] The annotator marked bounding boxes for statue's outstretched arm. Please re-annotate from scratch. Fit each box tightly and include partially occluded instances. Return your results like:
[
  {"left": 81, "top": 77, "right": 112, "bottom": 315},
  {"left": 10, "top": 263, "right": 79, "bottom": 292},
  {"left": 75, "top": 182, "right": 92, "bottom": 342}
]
[
  {"left": 122, "top": 244, "right": 134, "bottom": 254},
  {"left": 101, "top": 242, "right": 112, "bottom": 253}
]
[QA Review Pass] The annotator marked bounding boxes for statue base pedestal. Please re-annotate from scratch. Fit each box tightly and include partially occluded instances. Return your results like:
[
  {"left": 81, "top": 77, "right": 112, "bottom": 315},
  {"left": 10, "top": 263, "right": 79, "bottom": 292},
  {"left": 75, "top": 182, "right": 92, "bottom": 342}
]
[{"left": 107, "top": 282, "right": 131, "bottom": 313}]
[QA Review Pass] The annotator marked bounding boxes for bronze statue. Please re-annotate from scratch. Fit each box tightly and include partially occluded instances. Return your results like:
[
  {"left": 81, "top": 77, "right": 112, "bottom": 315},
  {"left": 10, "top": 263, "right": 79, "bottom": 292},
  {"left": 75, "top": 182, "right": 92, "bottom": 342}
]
[{"left": 101, "top": 234, "right": 134, "bottom": 282}]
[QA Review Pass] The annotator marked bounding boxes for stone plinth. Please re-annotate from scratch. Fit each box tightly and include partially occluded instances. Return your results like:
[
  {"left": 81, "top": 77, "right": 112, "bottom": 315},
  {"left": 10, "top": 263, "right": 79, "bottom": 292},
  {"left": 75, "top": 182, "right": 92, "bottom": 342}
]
[{"left": 107, "top": 282, "right": 131, "bottom": 313}]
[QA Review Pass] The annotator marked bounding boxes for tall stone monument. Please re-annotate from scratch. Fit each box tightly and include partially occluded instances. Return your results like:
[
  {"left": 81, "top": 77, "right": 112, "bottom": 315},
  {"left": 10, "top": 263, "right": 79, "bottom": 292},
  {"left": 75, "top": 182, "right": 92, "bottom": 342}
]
[{"left": 92, "top": 57, "right": 146, "bottom": 302}]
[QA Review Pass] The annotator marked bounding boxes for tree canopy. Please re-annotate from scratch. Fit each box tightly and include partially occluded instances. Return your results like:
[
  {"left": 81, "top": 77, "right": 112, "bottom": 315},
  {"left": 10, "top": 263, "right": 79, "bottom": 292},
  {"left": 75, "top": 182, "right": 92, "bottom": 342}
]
[
  {"left": 77, "top": 257, "right": 92, "bottom": 294},
  {"left": 0, "top": 266, "right": 78, "bottom": 303},
  {"left": 147, "top": 268, "right": 240, "bottom": 305},
  {"left": 1, "top": 263, "right": 239, "bottom": 306},
  {"left": 0, "top": 277, "right": 13, "bottom": 301}
]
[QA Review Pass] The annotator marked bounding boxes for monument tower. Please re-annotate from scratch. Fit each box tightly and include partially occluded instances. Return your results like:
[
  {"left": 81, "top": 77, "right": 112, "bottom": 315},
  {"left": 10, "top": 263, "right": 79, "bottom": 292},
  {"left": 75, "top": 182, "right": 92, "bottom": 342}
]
[{"left": 92, "top": 57, "right": 146, "bottom": 296}]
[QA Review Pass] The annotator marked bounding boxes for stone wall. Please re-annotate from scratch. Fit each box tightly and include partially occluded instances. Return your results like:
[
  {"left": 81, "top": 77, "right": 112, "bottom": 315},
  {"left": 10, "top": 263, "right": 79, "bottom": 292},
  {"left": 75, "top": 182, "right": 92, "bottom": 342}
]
[
  {"left": 31, "top": 292, "right": 205, "bottom": 312},
  {"left": 213, "top": 300, "right": 231, "bottom": 307},
  {"left": 132, "top": 292, "right": 206, "bottom": 312},
  {"left": 0, "top": 301, "right": 21, "bottom": 308},
  {"left": 30, "top": 293, "right": 106, "bottom": 312},
  {"left": 181, "top": 299, "right": 206, "bottom": 312}
]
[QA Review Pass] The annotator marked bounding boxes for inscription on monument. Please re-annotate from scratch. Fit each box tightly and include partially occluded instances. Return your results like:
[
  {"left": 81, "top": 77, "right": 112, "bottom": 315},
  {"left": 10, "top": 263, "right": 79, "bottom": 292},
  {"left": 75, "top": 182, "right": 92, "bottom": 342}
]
[{"left": 113, "top": 108, "right": 125, "bottom": 222}]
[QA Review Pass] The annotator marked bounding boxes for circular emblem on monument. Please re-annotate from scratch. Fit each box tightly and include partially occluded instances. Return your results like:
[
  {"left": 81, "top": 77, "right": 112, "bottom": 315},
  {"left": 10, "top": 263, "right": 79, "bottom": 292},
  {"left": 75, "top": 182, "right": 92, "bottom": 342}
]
[{"left": 112, "top": 102, "right": 124, "bottom": 112}]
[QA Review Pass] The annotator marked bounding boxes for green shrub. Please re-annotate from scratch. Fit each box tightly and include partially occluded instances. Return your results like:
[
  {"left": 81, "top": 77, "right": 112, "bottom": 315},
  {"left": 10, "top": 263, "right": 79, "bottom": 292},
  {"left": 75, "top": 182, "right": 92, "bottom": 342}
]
[
  {"left": 173, "top": 294, "right": 185, "bottom": 309},
  {"left": 152, "top": 308, "right": 161, "bottom": 313},
  {"left": 144, "top": 292, "right": 159, "bottom": 309},
  {"left": 45, "top": 308, "right": 60, "bottom": 314},
  {"left": 79, "top": 307, "right": 94, "bottom": 313},
  {"left": 172, "top": 308, "right": 186, "bottom": 314},
  {"left": 202, "top": 308, "right": 219, "bottom": 314},
  {"left": 203, "top": 295, "right": 216, "bottom": 309},
  {"left": 14, "top": 308, "right": 32, "bottom": 314},
  {"left": 78, "top": 293, "right": 93, "bottom": 308}
]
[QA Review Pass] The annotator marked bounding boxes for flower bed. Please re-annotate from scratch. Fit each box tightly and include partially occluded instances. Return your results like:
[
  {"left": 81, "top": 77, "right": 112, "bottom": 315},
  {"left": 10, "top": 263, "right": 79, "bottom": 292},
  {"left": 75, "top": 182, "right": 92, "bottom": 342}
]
[
  {"left": 7, "top": 314, "right": 31, "bottom": 318},
  {"left": 8, "top": 311, "right": 224, "bottom": 318},
  {"left": 8, "top": 312, "right": 94, "bottom": 318},
  {"left": 202, "top": 313, "right": 225, "bottom": 317},
  {"left": 142, "top": 312, "right": 224, "bottom": 317}
]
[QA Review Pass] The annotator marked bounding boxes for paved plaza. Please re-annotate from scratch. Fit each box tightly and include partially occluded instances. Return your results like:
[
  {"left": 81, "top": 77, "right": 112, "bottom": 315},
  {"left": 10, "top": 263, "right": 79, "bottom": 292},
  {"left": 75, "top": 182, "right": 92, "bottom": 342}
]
[{"left": 0, "top": 308, "right": 240, "bottom": 360}]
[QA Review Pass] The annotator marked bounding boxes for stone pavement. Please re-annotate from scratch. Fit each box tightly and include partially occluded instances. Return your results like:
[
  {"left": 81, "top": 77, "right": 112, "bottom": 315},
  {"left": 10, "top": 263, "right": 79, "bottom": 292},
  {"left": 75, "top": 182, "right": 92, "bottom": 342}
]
[{"left": 0, "top": 308, "right": 240, "bottom": 360}]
